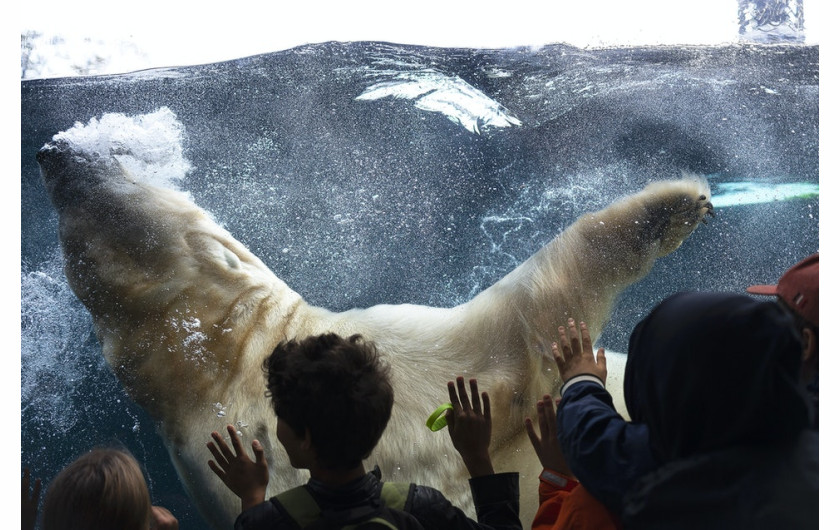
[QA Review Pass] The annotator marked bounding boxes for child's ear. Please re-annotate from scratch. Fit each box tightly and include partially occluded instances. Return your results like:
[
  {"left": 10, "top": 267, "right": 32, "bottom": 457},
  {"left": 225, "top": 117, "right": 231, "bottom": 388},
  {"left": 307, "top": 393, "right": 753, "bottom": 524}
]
[
  {"left": 302, "top": 428, "right": 313, "bottom": 450},
  {"left": 801, "top": 327, "right": 817, "bottom": 362}
]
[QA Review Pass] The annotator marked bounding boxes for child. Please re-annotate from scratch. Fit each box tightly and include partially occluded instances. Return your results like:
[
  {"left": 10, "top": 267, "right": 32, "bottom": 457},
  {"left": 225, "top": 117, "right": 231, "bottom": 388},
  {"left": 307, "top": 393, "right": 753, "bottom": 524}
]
[
  {"left": 206, "top": 332, "right": 521, "bottom": 529},
  {"left": 553, "top": 293, "right": 817, "bottom": 528},
  {"left": 524, "top": 394, "right": 619, "bottom": 529},
  {"left": 36, "top": 448, "right": 178, "bottom": 530}
]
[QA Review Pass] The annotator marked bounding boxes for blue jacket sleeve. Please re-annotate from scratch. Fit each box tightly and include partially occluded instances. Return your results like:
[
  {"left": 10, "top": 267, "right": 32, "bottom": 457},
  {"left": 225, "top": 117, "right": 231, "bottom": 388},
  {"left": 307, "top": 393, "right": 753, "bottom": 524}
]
[{"left": 556, "top": 380, "right": 656, "bottom": 514}]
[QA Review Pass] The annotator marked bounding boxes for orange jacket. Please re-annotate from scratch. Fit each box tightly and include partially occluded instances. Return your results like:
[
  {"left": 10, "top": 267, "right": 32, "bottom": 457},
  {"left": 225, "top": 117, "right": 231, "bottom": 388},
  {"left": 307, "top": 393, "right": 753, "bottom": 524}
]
[{"left": 531, "top": 469, "right": 621, "bottom": 530}]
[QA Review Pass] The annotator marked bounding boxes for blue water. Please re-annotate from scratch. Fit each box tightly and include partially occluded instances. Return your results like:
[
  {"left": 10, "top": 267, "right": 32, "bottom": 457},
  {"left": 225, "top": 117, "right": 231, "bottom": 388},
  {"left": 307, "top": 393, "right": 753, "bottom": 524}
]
[{"left": 21, "top": 40, "right": 818, "bottom": 529}]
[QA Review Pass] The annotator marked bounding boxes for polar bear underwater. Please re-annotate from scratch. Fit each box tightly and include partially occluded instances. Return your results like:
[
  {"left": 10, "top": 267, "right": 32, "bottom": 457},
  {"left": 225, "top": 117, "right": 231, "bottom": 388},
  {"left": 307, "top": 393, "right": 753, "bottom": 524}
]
[{"left": 37, "top": 108, "right": 712, "bottom": 528}]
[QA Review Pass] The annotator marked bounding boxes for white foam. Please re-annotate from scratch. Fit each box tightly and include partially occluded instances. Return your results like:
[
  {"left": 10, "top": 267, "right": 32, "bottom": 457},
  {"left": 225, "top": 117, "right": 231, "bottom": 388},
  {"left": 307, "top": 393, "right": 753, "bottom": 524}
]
[
  {"left": 356, "top": 69, "right": 522, "bottom": 134},
  {"left": 21, "top": 253, "right": 101, "bottom": 433},
  {"left": 52, "top": 107, "right": 192, "bottom": 190}
]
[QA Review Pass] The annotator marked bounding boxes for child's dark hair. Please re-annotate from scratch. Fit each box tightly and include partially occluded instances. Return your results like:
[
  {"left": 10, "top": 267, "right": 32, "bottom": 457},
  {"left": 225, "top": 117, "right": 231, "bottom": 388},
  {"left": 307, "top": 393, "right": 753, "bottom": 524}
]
[{"left": 263, "top": 333, "right": 394, "bottom": 469}]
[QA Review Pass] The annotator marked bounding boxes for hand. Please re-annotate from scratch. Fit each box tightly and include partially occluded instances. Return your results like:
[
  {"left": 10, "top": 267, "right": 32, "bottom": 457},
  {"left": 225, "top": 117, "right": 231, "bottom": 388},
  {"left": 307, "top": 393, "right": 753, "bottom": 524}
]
[
  {"left": 150, "top": 505, "right": 179, "bottom": 529},
  {"left": 207, "top": 425, "right": 269, "bottom": 511},
  {"left": 553, "top": 318, "right": 607, "bottom": 385},
  {"left": 22, "top": 467, "right": 41, "bottom": 530},
  {"left": 525, "top": 394, "right": 573, "bottom": 476},
  {"left": 446, "top": 377, "right": 494, "bottom": 477}
]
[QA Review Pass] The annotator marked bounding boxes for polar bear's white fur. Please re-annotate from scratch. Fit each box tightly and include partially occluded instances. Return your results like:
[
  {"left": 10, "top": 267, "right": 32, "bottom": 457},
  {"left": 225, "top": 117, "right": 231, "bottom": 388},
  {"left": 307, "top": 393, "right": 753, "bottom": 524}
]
[{"left": 38, "top": 110, "right": 711, "bottom": 528}]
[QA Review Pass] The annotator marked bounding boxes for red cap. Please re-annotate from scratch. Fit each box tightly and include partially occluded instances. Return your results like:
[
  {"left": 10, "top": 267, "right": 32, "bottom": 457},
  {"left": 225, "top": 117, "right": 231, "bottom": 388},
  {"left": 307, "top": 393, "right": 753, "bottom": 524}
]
[{"left": 747, "top": 253, "right": 818, "bottom": 327}]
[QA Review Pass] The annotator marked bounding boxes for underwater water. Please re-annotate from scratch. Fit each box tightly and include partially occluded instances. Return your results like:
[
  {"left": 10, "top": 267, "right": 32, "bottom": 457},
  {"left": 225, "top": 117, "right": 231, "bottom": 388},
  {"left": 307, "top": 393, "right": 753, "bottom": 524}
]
[{"left": 21, "top": 41, "right": 818, "bottom": 528}]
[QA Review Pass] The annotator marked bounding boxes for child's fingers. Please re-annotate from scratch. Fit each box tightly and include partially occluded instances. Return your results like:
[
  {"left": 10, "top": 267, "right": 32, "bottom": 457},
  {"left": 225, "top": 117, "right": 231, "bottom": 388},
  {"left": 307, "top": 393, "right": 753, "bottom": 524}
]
[
  {"left": 525, "top": 417, "right": 541, "bottom": 450},
  {"left": 469, "top": 379, "right": 482, "bottom": 414},
  {"left": 542, "top": 394, "right": 556, "bottom": 416},
  {"left": 210, "top": 431, "right": 234, "bottom": 461},
  {"left": 557, "top": 325, "right": 569, "bottom": 353},
  {"left": 207, "top": 433, "right": 233, "bottom": 466},
  {"left": 567, "top": 318, "right": 580, "bottom": 354},
  {"left": 207, "top": 459, "right": 225, "bottom": 479},
  {"left": 580, "top": 321, "right": 593, "bottom": 353},
  {"left": 252, "top": 439, "right": 266, "bottom": 464},
  {"left": 456, "top": 376, "right": 470, "bottom": 410},
  {"left": 551, "top": 342, "right": 564, "bottom": 368},
  {"left": 540, "top": 395, "right": 557, "bottom": 437},
  {"left": 538, "top": 403, "right": 549, "bottom": 440},
  {"left": 226, "top": 425, "right": 245, "bottom": 456},
  {"left": 206, "top": 440, "right": 228, "bottom": 466},
  {"left": 447, "top": 381, "right": 462, "bottom": 414},
  {"left": 481, "top": 391, "right": 491, "bottom": 422}
]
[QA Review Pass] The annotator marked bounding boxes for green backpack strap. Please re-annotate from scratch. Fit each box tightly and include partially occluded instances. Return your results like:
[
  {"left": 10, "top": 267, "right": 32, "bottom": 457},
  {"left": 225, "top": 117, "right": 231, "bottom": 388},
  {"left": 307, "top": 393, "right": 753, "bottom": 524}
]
[
  {"left": 273, "top": 481, "right": 415, "bottom": 529},
  {"left": 341, "top": 483, "right": 413, "bottom": 530},
  {"left": 379, "top": 482, "right": 412, "bottom": 510},
  {"left": 274, "top": 485, "right": 322, "bottom": 528}
]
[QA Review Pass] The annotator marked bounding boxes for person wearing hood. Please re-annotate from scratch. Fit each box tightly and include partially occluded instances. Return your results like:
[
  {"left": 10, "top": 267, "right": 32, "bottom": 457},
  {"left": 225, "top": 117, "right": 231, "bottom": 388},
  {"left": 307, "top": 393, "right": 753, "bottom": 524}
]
[{"left": 553, "top": 292, "right": 817, "bottom": 528}]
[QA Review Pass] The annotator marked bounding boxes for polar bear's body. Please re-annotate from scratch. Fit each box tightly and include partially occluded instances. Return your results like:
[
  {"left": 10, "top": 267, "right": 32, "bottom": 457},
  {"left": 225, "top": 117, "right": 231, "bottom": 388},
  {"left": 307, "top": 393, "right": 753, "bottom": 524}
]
[{"left": 38, "top": 110, "right": 711, "bottom": 529}]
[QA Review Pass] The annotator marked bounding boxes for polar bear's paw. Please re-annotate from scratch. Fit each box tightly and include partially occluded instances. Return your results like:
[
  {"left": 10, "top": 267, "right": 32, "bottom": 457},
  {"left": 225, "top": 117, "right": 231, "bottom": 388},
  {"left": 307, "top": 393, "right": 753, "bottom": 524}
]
[{"left": 643, "top": 179, "right": 714, "bottom": 255}]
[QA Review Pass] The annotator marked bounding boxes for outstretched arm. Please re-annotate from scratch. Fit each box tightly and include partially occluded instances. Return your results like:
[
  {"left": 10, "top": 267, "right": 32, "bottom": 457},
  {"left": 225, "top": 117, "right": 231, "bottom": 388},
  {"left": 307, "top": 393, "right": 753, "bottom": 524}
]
[
  {"left": 525, "top": 394, "right": 572, "bottom": 477},
  {"left": 446, "top": 377, "right": 494, "bottom": 478},
  {"left": 410, "top": 377, "right": 522, "bottom": 530},
  {"left": 552, "top": 318, "right": 655, "bottom": 514},
  {"left": 207, "top": 425, "right": 270, "bottom": 512}
]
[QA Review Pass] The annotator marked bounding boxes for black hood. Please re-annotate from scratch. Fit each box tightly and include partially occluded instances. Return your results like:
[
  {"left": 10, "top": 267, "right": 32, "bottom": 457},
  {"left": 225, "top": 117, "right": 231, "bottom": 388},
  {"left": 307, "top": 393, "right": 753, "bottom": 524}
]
[{"left": 624, "top": 291, "right": 811, "bottom": 463}]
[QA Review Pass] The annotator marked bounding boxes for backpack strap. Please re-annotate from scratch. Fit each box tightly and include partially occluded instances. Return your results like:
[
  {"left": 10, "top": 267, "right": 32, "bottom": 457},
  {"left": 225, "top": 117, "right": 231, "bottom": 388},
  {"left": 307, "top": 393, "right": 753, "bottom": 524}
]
[
  {"left": 274, "top": 485, "right": 322, "bottom": 528},
  {"left": 379, "top": 482, "right": 412, "bottom": 510},
  {"left": 272, "top": 481, "right": 415, "bottom": 529}
]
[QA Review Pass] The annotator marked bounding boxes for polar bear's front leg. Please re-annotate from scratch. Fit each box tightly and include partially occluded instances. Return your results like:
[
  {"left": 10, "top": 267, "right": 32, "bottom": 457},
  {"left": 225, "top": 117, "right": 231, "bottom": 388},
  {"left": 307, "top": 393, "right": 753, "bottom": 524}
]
[
  {"left": 457, "top": 176, "right": 712, "bottom": 435},
  {"left": 465, "top": 176, "right": 712, "bottom": 403},
  {"left": 566, "top": 176, "right": 713, "bottom": 290}
]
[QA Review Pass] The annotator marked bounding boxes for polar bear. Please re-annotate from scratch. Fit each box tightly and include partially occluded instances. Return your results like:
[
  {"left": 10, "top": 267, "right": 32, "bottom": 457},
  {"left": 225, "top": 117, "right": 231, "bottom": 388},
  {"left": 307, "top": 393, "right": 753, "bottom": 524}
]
[{"left": 37, "top": 109, "right": 712, "bottom": 529}]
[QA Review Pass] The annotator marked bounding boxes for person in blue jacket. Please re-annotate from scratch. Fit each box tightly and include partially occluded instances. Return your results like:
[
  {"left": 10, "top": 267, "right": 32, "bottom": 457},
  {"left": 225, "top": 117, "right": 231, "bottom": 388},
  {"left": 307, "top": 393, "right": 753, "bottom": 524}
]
[
  {"left": 550, "top": 317, "right": 655, "bottom": 516},
  {"left": 553, "top": 292, "right": 817, "bottom": 528}
]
